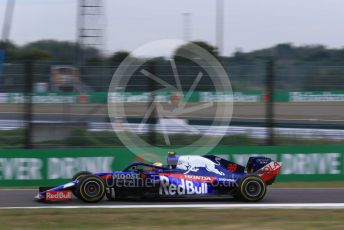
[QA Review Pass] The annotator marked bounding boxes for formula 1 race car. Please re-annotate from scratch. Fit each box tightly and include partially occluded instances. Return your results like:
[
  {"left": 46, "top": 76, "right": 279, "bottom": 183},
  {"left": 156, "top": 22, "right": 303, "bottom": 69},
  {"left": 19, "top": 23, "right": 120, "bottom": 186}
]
[{"left": 35, "top": 153, "right": 281, "bottom": 203}]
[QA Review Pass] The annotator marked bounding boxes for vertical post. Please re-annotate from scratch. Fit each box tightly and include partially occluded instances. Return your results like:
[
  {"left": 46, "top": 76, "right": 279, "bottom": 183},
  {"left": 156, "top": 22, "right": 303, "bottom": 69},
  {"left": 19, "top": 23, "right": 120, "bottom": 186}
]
[
  {"left": 1, "top": 0, "right": 16, "bottom": 41},
  {"left": 216, "top": 0, "right": 224, "bottom": 56},
  {"left": 76, "top": 0, "right": 105, "bottom": 63},
  {"left": 76, "top": 0, "right": 84, "bottom": 65},
  {"left": 147, "top": 60, "right": 157, "bottom": 146},
  {"left": 0, "top": 50, "right": 5, "bottom": 92},
  {"left": 24, "top": 61, "right": 33, "bottom": 149},
  {"left": 182, "top": 13, "right": 191, "bottom": 41},
  {"left": 265, "top": 59, "right": 275, "bottom": 146}
]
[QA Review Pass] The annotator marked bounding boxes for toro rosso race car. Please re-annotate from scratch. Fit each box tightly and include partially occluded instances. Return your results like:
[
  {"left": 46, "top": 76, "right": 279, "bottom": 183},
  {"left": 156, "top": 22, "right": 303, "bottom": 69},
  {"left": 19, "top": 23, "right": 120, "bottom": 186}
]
[{"left": 35, "top": 152, "right": 281, "bottom": 203}]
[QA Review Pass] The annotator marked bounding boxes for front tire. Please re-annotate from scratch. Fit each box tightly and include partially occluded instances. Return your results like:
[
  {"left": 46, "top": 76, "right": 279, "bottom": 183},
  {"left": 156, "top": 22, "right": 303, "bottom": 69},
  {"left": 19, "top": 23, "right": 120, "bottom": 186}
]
[
  {"left": 72, "top": 171, "right": 92, "bottom": 181},
  {"left": 76, "top": 175, "right": 105, "bottom": 203},
  {"left": 72, "top": 171, "right": 92, "bottom": 198},
  {"left": 237, "top": 175, "right": 266, "bottom": 202}
]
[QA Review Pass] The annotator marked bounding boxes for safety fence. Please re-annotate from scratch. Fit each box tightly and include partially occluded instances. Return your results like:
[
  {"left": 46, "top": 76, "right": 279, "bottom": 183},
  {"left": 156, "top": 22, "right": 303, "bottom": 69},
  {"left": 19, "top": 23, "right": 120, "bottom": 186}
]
[{"left": 2, "top": 91, "right": 344, "bottom": 104}]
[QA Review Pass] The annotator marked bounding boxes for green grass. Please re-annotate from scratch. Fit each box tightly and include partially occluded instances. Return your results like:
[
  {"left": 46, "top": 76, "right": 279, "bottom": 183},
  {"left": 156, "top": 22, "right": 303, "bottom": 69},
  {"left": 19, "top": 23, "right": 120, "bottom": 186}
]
[
  {"left": 0, "top": 128, "right": 25, "bottom": 148},
  {"left": 0, "top": 209, "right": 343, "bottom": 229}
]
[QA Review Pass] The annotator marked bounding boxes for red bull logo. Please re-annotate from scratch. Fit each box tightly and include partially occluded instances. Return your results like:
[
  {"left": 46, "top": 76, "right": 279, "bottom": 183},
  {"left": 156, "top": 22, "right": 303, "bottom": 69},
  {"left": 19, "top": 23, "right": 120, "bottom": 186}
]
[
  {"left": 46, "top": 190, "right": 72, "bottom": 201},
  {"left": 159, "top": 175, "right": 208, "bottom": 195}
]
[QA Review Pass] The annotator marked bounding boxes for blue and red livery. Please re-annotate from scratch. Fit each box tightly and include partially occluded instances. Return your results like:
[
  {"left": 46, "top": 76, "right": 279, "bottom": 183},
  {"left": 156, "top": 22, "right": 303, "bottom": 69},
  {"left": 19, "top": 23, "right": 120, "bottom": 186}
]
[{"left": 35, "top": 154, "right": 281, "bottom": 203}]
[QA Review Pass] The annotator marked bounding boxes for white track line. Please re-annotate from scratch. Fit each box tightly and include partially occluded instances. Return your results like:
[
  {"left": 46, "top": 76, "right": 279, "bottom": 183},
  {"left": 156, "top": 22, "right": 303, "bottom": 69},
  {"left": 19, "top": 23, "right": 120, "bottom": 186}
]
[
  {"left": 2, "top": 203, "right": 344, "bottom": 210},
  {"left": 269, "top": 188, "right": 344, "bottom": 190}
]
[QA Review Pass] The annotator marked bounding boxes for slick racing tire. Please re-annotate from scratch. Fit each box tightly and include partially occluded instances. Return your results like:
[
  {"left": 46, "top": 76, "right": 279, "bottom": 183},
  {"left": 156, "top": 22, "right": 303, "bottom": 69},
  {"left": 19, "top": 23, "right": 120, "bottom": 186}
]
[
  {"left": 237, "top": 175, "right": 266, "bottom": 202},
  {"left": 72, "top": 171, "right": 92, "bottom": 181},
  {"left": 72, "top": 171, "right": 92, "bottom": 198},
  {"left": 75, "top": 175, "right": 105, "bottom": 203}
]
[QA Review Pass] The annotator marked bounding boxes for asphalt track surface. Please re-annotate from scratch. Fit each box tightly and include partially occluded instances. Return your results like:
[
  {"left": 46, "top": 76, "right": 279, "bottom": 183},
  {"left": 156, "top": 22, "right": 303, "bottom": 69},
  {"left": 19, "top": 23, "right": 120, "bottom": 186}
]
[
  {"left": 2, "top": 113, "right": 344, "bottom": 130},
  {"left": 1, "top": 188, "right": 344, "bottom": 208},
  {"left": 3, "top": 102, "right": 344, "bottom": 130},
  {"left": 2, "top": 102, "right": 344, "bottom": 120}
]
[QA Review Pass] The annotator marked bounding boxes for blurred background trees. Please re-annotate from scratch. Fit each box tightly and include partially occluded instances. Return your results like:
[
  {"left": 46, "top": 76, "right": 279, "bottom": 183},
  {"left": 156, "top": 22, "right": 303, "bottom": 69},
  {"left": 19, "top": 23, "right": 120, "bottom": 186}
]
[{"left": 2, "top": 39, "right": 344, "bottom": 91}]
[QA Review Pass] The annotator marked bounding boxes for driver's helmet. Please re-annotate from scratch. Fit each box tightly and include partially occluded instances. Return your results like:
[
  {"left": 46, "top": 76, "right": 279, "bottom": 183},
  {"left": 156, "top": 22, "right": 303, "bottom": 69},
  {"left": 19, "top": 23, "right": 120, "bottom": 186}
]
[
  {"left": 167, "top": 151, "right": 176, "bottom": 157},
  {"left": 153, "top": 162, "right": 163, "bottom": 167},
  {"left": 167, "top": 151, "right": 178, "bottom": 169}
]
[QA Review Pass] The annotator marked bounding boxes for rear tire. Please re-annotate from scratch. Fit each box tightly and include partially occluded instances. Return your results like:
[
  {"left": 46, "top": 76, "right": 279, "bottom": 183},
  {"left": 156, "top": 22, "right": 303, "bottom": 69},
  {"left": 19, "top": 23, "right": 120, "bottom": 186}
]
[
  {"left": 76, "top": 175, "right": 105, "bottom": 203},
  {"left": 237, "top": 175, "right": 266, "bottom": 202}
]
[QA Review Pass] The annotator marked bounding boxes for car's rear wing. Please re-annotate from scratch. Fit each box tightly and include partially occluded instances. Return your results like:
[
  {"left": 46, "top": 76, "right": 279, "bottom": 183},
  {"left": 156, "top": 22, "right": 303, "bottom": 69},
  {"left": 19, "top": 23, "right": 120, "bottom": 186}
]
[{"left": 247, "top": 157, "right": 282, "bottom": 185}]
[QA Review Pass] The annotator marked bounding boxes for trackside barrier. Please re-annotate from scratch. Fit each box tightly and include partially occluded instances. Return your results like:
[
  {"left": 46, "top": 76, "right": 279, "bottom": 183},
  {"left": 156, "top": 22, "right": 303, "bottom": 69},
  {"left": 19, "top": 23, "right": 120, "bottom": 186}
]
[
  {"left": 2, "top": 91, "right": 344, "bottom": 104},
  {"left": 0, "top": 145, "right": 343, "bottom": 186}
]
